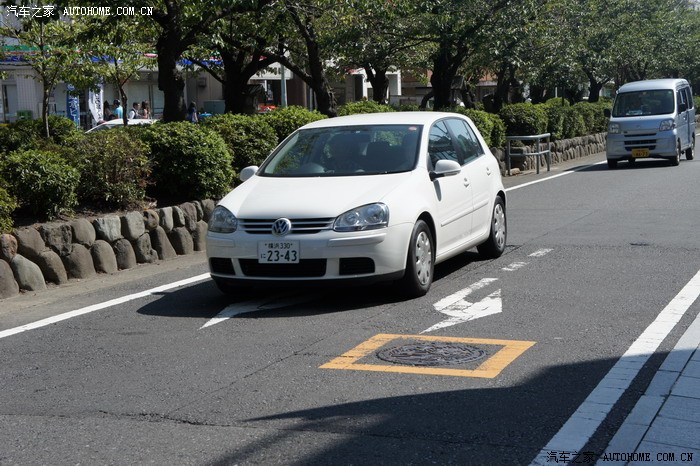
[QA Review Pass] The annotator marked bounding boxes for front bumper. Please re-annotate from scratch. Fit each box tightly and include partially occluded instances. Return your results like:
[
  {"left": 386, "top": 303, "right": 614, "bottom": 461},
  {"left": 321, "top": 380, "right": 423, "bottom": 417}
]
[
  {"left": 606, "top": 131, "right": 677, "bottom": 160},
  {"left": 206, "top": 223, "right": 413, "bottom": 283}
]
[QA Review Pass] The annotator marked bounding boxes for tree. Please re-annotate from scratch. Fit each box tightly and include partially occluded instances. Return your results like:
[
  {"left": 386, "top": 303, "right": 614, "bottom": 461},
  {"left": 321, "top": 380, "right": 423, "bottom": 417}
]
[{"left": 0, "top": 12, "right": 86, "bottom": 137}]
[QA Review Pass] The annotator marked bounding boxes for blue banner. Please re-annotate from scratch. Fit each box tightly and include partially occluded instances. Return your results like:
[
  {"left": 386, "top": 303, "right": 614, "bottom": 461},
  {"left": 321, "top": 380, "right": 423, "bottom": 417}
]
[{"left": 66, "top": 84, "right": 80, "bottom": 126}]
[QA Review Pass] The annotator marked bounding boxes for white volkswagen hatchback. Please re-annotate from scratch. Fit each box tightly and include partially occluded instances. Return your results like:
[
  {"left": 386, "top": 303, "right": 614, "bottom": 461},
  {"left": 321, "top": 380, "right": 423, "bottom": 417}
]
[{"left": 207, "top": 112, "right": 506, "bottom": 297}]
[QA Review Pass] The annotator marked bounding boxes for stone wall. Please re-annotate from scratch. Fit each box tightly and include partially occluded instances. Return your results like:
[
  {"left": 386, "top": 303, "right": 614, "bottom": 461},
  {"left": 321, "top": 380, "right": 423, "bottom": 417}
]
[
  {"left": 0, "top": 200, "right": 216, "bottom": 300},
  {"left": 492, "top": 132, "right": 607, "bottom": 174}
]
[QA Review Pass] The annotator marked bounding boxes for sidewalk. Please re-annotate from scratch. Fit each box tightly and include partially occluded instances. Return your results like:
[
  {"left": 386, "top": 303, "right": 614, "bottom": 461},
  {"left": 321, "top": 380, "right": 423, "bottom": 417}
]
[{"left": 599, "top": 309, "right": 700, "bottom": 465}]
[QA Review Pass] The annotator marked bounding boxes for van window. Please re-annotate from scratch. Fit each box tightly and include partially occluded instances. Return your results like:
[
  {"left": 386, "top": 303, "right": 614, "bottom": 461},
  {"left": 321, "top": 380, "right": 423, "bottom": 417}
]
[
  {"left": 683, "top": 87, "right": 694, "bottom": 109},
  {"left": 612, "top": 90, "right": 674, "bottom": 117},
  {"left": 677, "top": 89, "right": 687, "bottom": 112}
]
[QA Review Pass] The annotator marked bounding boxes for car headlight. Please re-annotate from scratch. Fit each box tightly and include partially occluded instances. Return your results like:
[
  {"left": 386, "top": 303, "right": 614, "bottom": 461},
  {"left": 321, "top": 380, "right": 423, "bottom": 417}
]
[
  {"left": 659, "top": 119, "right": 675, "bottom": 131},
  {"left": 208, "top": 206, "right": 238, "bottom": 233},
  {"left": 334, "top": 203, "right": 389, "bottom": 232},
  {"left": 608, "top": 122, "right": 620, "bottom": 134}
]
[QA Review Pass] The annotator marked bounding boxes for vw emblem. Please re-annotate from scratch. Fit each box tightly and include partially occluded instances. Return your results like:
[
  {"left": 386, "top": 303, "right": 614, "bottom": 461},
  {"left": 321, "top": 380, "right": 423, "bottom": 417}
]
[{"left": 271, "top": 218, "right": 292, "bottom": 236}]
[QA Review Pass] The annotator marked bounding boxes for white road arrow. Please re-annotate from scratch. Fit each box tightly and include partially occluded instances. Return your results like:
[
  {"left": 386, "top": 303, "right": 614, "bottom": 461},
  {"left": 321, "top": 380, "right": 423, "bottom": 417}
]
[
  {"left": 200, "top": 294, "right": 313, "bottom": 329},
  {"left": 421, "top": 278, "right": 501, "bottom": 333}
]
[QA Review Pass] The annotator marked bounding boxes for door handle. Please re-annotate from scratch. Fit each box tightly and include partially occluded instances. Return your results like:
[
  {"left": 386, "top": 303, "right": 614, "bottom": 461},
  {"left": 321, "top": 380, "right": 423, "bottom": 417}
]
[
  {"left": 463, "top": 177, "right": 470, "bottom": 187},
  {"left": 486, "top": 167, "right": 492, "bottom": 176}
]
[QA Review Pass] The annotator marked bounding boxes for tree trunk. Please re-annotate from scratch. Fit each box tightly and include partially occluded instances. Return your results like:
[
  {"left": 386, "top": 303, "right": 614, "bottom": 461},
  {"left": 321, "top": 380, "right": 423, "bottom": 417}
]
[
  {"left": 364, "top": 67, "right": 390, "bottom": 104},
  {"left": 156, "top": 37, "right": 186, "bottom": 122},
  {"left": 429, "top": 46, "right": 461, "bottom": 111},
  {"left": 588, "top": 80, "right": 603, "bottom": 103}
]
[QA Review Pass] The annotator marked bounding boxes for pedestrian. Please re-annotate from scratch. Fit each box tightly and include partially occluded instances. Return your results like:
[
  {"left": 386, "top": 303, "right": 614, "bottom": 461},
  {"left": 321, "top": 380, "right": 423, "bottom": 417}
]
[
  {"left": 187, "top": 102, "right": 199, "bottom": 123},
  {"left": 113, "top": 99, "right": 123, "bottom": 119},
  {"left": 128, "top": 102, "right": 140, "bottom": 119},
  {"left": 140, "top": 101, "right": 151, "bottom": 119},
  {"left": 103, "top": 100, "right": 115, "bottom": 121}
]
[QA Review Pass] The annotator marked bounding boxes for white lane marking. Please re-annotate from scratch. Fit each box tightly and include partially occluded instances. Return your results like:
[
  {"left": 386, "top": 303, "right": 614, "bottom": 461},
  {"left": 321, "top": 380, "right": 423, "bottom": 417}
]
[
  {"left": 529, "top": 248, "right": 553, "bottom": 258},
  {"left": 200, "top": 295, "right": 314, "bottom": 329},
  {"left": 0, "top": 273, "right": 211, "bottom": 341},
  {"left": 505, "top": 161, "right": 607, "bottom": 193},
  {"left": 502, "top": 261, "right": 528, "bottom": 272},
  {"left": 422, "top": 278, "right": 501, "bottom": 333},
  {"left": 530, "top": 267, "right": 700, "bottom": 465}
]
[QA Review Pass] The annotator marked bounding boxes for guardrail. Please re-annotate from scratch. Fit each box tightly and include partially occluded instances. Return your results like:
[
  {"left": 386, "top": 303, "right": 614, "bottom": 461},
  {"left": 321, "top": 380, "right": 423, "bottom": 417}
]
[{"left": 506, "top": 133, "right": 552, "bottom": 176}]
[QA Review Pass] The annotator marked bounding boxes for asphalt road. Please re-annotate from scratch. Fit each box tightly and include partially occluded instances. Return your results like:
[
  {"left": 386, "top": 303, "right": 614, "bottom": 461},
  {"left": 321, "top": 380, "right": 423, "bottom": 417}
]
[{"left": 1, "top": 152, "right": 699, "bottom": 465}]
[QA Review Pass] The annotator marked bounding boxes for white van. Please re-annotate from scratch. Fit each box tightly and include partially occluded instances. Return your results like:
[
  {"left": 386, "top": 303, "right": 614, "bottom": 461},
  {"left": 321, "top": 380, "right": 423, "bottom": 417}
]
[{"left": 605, "top": 79, "right": 695, "bottom": 168}]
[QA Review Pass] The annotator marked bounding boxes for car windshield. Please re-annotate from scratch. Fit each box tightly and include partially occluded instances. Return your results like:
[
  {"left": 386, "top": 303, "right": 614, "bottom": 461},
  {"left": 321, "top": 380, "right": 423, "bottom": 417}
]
[
  {"left": 258, "top": 124, "right": 422, "bottom": 177},
  {"left": 612, "top": 90, "right": 674, "bottom": 117}
]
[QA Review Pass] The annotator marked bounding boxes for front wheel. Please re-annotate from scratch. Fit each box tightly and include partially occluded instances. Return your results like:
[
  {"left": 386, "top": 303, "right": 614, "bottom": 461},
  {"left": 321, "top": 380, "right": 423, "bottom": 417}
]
[
  {"left": 686, "top": 137, "right": 695, "bottom": 160},
  {"left": 670, "top": 142, "right": 681, "bottom": 166},
  {"left": 477, "top": 197, "right": 507, "bottom": 259},
  {"left": 399, "top": 220, "right": 434, "bottom": 298}
]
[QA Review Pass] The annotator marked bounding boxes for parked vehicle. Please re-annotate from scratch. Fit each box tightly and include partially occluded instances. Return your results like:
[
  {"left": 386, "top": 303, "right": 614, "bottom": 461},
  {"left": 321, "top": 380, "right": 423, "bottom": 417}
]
[
  {"left": 605, "top": 79, "right": 695, "bottom": 168},
  {"left": 86, "top": 118, "right": 157, "bottom": 132},
  {"left": 206, "top": 112, "right": 507, "bottom": 298}
]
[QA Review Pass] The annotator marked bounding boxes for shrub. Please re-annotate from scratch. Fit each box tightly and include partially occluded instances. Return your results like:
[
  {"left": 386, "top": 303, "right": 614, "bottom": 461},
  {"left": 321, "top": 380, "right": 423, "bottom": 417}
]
[
  {"left": 261, "top": 106, "right": 326, "bottom": 143},
  {"left": 43, "top": 115, "right": 85, "bottom": 146},
  {"left": 71, "top": 128, "right": 151, "bottom": 208},
  {"left": 0, "top": 149, "right": 79, "bottom": 219},
  {"left": 0, "top": 116, "right": 84, "bottom": 154},
  {"left": 395, "top": 104, "right": 422, "bottom": 112},
  {"left": 338, "top": 100, "right": 395, "bottom": 116},
  {"left": 544, "top": 97, "right": 570, "bottom": 107},
  {"left": 543, "top": 104, "right": 566, "bottom": 141},
  {"left": 0, "top": 184, "right": 17, "bottom": 233},
  {"left": 572, "top": 102, "right": 600, "bottom": 134},
  {"left": 0, "top": 120, "right": 39, "bottom": 153},
  {"left": 201, "top": 114, "right": 277, "bottom": 176},
  {"left": 562, "top": 106, "right": 587, "bottom": 139},
  {"left": 141, "top": 122, "right": 234, "bottom": 201},
  {"left": 499, "top": 103, "right": 548, "bottom": 137}
]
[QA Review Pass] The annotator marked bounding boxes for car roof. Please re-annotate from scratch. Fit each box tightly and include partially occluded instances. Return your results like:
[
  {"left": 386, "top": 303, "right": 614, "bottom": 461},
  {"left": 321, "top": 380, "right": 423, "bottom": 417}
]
[
  {"left": 618, "top": 79, "right": 689, "bottom": 93},
  {"left": 300, "top": 112, "right": 467, "bottom": 130}
]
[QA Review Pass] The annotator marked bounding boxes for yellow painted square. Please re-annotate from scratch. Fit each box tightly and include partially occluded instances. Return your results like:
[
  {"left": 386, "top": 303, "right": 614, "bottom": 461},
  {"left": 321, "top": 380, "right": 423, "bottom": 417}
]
[{"left": 320, "top": 333, "right": 536, "bottom": 378}]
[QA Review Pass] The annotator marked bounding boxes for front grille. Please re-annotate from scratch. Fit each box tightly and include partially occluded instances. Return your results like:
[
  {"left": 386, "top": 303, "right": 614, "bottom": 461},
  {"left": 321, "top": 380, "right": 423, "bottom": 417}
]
[
  {"left": 339, "top": 258, "right": 375, "bottom": 275},
  {"left": 210, "top": 257, "right": 235, "bottom": 275},
  {"left": 625, "top": 138, "right": 657, "bottom": 150},
  {"left": 240, "top": 218, "right": 334, "bottom": 235},
  {"left": 239, "top": 259, "right": 327, "bottom": 277}
]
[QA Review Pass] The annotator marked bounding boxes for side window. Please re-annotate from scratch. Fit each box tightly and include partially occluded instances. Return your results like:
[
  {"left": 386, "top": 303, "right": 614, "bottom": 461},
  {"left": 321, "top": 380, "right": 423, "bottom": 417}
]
[
  {"left": 684, "top": 87, "right": 694, "bottom": 109},
  {"left": 428, "top": 121, "right": 459, "bottom": 167},
  {"left": 445, "top": 118, "right": 484, "bottom": 164},
  {"left": 677, "top": 89, "right": 687, "bottom": 112}
]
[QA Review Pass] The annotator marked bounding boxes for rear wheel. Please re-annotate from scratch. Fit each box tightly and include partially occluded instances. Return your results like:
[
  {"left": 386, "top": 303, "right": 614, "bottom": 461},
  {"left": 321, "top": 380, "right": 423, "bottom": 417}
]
[
  {"left": 399, "top": 220, "right": 434, "bottom": 298},
  {"left": 477, "top": 197, "right": 507, "bottom": 259}
]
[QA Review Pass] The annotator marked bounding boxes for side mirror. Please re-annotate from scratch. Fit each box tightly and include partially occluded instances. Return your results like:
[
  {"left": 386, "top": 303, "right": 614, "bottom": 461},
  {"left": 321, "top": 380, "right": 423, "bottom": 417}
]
[
  {"left": 604, "top": 108, "right": 611, "bottom": 118},
  {"left": 240, "top": 165, "right": 259, "bottom": 182},
  {"left": 429, "top": 159, "right": 461, "bottom": 181}
]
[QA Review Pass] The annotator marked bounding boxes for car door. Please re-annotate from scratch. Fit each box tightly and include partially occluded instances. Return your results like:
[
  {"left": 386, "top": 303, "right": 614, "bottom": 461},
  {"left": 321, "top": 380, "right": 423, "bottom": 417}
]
[
  {"left": 445, "top": 118, "right": 493, "bottom": 240},
  {"left": 427, "top": 120, "right": 473, "bottom": 253},
  {"left": 684, "top": 86, "right": 696, "bottom": 149},
  {"left": 676, "top": 88, "right": 690, "bottom": 150}
]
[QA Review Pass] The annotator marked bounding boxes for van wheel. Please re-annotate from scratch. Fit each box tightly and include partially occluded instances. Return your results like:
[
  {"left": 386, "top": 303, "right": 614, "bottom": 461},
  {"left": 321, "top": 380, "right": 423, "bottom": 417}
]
[
  {"left": 686, "top": 137, "right": 695, "bottom": 160},
  {"left": 399, "top": 220, "right": 434, "bottom": 298},
  {"left": 607, "top": 159, "right": 617, "bottom": 169},
  {"left": 670, "top": 142, "right": 681, "bottom": 166}
]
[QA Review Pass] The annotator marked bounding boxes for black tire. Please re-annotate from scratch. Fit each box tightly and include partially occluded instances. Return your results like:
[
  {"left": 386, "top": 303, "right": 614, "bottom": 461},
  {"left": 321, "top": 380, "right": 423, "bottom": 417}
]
[
  {"left": 686, "top": 137, "right": 695, "bottom": 160},
  {"left": 607, "top": 159, "right": 618, "bottom": 169},
  {"left": 670, "top": 142, "right": 681, "bottom": 166},
  {"left": 477, "top": 197, "right": 507, "bottom": 259},
  {"left": 399, "top": 220, "right": 434, "bottom": 298}
]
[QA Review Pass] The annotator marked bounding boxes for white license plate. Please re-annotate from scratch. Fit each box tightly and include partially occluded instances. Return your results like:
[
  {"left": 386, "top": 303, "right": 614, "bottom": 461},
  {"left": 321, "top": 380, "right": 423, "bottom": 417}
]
[{"left": 258, "top": 241, "right": 299, "bottom": 263}]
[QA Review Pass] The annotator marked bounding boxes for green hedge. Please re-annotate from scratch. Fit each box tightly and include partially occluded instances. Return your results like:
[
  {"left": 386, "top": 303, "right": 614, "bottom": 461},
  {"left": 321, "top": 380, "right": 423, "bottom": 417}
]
[
  {"left": 70, "top": 128, "right": 151, "bottom": 209},
  {"left": 338, "top": 100, "right": 395, "bottom": 115},
  {"left": 261, "top": 106, "right": 327, "bottom": 143},
  {"left": 499, "top": 103, "right": 548, "bottom": 137},
  {"left": 0, "top": 149, "right": 79, "bottom": 219},
  {"left": 0, "top": 184, "right": 17, "bottom": 233},
  {"left": 141, "top": 122, "right": 234, "bottom": 201},
  {"left": 201, "top": 114, "right": 277, "bottom": 180}
]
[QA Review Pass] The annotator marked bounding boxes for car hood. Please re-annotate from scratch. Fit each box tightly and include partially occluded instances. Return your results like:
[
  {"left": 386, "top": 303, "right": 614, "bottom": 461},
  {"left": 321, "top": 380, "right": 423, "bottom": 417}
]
[{"left": 219, "top": 173, "right": 412, "bottom": 218}]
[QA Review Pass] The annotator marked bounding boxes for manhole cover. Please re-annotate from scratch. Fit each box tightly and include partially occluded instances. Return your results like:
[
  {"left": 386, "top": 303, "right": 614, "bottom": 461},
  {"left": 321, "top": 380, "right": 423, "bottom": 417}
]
[{"left": 376, "top": 342, "right": 487, "bottom": 367}]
